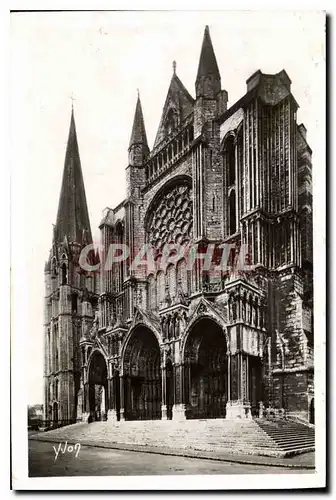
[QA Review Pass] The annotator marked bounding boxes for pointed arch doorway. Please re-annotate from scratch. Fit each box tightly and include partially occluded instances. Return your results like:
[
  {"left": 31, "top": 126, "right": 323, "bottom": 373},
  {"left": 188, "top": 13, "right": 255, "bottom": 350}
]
[
  {"left": 123, "top": 326, "right": 162, "bottom": 421},
  {"left": 88, "top": 351, "right": 108, "bottom": 421},
  {"left": 184, "top": 318, "right": 228, "bottom": 419}
]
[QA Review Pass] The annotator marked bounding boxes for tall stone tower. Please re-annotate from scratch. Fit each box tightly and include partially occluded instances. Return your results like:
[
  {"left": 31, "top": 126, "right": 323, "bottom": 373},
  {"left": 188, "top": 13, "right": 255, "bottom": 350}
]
[{"left": 43, "top": 108, "right": 98, "bottom": 424}]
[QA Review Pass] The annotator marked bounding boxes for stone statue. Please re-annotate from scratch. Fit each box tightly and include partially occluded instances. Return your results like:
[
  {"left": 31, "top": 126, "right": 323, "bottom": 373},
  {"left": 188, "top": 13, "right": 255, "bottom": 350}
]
[{"left": 89, "top": 310, "right": 99, "bottom": 339}]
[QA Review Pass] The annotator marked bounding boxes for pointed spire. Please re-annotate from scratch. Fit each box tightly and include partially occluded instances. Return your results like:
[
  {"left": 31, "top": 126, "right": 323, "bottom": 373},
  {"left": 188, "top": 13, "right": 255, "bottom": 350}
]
[
  {"left": 196, "top": 25, "right": 220, "bottom": 80},
  {"left": 54, "top": 108, "right": 92, "bottom": 245},
  {"left": 196, "top": 26, "right": 221, "bottom": 98},
  {"left": 129, "top": 92, "right": 148, "bottom": 149}
]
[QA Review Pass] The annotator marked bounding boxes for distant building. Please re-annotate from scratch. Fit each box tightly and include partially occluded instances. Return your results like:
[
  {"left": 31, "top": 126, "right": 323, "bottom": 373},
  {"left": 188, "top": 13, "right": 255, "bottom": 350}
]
[
  {"left": 28, "top": 404, "right": 43, "bottom": 429},
  {"left": 44, "top": 26, "right": 313, "bottom": 426}
]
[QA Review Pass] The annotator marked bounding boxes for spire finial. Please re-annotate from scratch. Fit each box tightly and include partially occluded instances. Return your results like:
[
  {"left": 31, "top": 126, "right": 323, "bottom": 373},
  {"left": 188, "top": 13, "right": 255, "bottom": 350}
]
[
  {"left": 173, "top": 60, "right": 176, "bottom": 74},
  {"left": 137, "top": 88, "right": 140, "bottom": 99},
  {"left": 70, "top": 93, "right": 76, "bottom": 111}
]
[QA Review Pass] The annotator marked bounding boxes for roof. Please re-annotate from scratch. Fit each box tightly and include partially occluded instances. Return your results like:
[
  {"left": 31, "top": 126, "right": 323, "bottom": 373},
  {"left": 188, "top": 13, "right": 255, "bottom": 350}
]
[{"left": 153, "top": 72, "right": 195, "bottom": 149}]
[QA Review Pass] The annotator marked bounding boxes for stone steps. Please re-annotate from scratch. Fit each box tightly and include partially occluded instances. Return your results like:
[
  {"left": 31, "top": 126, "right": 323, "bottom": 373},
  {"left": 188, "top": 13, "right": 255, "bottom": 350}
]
[
  {"left": 255, "top": 419, "right": 315, "bottom": 456},
  {"left": 35, "top": 418, "right": 315, "bottom": 458},
  {"left": 35, "top": 419, "right": 278, "bottom": 456}
]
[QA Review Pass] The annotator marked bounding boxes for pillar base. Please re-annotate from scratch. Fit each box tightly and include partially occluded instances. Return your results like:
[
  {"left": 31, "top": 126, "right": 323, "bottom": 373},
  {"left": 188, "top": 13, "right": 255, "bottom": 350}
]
[
  {"left": 161, "top": 404, "right": 168, "bottom": 420},
  {"left": 226, "top": 401, "right": 252, "bottom": 420},
  {"left": 119, "top": 408, "right": 125, "bottom": 421},
  {"left": 172, "top": 404, "right": 187, "bottom": 421},
  {"left": 82, "top": 412, "right": 91, "bottom": 423},
  {"left": 107, "top": 409, "right": 118, "bottom": 424}
]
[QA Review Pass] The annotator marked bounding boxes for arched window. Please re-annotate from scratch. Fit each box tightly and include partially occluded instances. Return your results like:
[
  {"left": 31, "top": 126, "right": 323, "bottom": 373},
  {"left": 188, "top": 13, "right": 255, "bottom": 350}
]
[
  {"left": 232, "top": 302, "right": 237, "bottom": 321},
  {"left": 229, "top": 190, "right": 237, "bottom": 235},
  {"left": 166, "top": 264, "right": 176, "bottom": 303},
  {"left": 176, "top": 259, "right": 189, "bottom": 296},
  {"left": 248, "top": 296, "right": 253, "bottom": 324},
  {"left": 115, "top": 222, "right": 124, "bottom": 292},
  {"left": 165, "top": 108, "right": 177, "bottom": 135},
  {"left": 55, "top": 379, "right": 58, "bottom": 400},
  {"left": 72, "top": 293, "right": 78, "bottom": 314},
  {"left": 157, "top": 271, "right": 165, "bottom": 308},
  {"left": 226, "top": 136, "right": 235, "bottom": 186},
  {"left": 61, "top": 263, "right": 67, "bottom": 284},
  {"left": 55, "top": 344, "right": 59, "bottom": 371},
  {"left": 148, "top": 274, "right": 156, "bottom": 310},
  {"left": 51, "top": 258, "right": 57, "bottom": 278},
  {"left": 237, "top": 128, "right": 243, "bottom": 213},
  {"left": 47, "top": 329, "right": 51, "bottom": 372}
]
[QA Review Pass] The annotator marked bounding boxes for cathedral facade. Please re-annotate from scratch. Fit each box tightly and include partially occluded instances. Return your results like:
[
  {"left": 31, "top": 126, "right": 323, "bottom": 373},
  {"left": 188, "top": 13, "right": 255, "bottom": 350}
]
[{"left": 44, "top": 26, "right": 314, "bottom": 426}]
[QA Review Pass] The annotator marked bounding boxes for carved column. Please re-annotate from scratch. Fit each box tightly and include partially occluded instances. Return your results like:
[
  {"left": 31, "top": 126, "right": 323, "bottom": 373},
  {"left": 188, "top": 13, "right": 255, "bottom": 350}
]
[
  {"left": 226, "top": 350, "right": 250, "bottom": 419},
  {"left": 107, "top": 371, "right": 118, "bottom": 424},
  {"left": 172, "top": 362, "right": 186, "bottom": 420},
  {"left": 161, "top": 362, "right": 167, "bottom": 420},
  {"left": 119, "top": 375, "right": 125, "bottom": 421}
]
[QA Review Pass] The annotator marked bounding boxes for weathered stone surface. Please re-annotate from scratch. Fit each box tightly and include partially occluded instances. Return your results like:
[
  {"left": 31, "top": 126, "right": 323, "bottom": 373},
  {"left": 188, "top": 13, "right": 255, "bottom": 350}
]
[{"left": 44, "top": 26, "right": 313, "bottom": 426}]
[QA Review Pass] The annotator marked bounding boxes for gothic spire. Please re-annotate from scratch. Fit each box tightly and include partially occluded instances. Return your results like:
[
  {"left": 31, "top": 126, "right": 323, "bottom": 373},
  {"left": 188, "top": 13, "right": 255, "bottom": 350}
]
[
  {"left": 129, "top": 92, "right": 148, "bottom": 149},
  {"left": 54, "top": 108, "right": 92, "bottom": 245},
  {"left": 196, "top": 25, "right": 220, "bottom": 80},
  {"left": 196, "top": 25, "right": 221, "bottom": 97}
]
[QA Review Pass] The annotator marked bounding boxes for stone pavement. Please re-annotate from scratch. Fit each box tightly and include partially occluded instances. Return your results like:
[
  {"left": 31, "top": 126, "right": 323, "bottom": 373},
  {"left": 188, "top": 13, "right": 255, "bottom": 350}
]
[
  {"left": 29, "top": 440, "right": 312, "bottom": 477},
  {"left": 30, "top": 432, "right": 315, "bottom": 470}
]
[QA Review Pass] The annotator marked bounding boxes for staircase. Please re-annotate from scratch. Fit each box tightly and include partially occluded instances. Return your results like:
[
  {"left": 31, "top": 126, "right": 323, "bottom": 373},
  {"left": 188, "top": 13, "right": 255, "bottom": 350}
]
[
  {"left": 256, "top": 419, "right": 315, "bottom": 456},
  {"left": 30, "top": 418, "right": 314, "bottom": 458}
]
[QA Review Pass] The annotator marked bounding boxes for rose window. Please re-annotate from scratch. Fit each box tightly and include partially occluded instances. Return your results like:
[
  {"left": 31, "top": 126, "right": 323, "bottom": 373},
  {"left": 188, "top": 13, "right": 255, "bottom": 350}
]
[{"left": 147, "top": 183, "right": 193, "bottom": 251}]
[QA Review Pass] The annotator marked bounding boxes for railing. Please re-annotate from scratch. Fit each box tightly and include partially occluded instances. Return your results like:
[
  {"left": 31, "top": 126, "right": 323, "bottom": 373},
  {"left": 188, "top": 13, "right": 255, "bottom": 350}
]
[{"left": 145, "top": 123, "right": 194, "bottom": 186}]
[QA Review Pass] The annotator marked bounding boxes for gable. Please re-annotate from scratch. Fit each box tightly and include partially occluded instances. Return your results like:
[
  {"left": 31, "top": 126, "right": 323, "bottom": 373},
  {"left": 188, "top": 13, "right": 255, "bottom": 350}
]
[{"left": 153, "top": 74, "right": 194, "bottom": 149}]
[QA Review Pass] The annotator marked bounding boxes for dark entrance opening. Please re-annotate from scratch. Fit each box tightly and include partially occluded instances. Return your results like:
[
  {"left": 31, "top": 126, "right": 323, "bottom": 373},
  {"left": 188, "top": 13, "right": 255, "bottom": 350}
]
[
  {"left": 248, "top": 356, "right": 263, "bottom": 416},
  {"left": 53, "top": 402, "right": 58, "bottom": 424},
  {"left": 88, "top": 351, "right": 108, "bottom": 421},
  {"left": 123, "top": 326, "right": 162, "bottom": 421},
  {"left": 166, "top": 359, "right": 173, "bottom": 420},
  {"left": 309, "top": 398, "right": 315, "bottom": 424},
  {"left": 184, "top": 318, "right": 227, "bottom": 419}
]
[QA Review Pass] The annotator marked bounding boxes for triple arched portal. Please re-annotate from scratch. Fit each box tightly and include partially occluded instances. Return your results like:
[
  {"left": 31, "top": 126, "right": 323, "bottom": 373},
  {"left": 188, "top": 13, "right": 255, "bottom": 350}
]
[{"left": 86, "top": 317, "right": 262, "bottom": 422}]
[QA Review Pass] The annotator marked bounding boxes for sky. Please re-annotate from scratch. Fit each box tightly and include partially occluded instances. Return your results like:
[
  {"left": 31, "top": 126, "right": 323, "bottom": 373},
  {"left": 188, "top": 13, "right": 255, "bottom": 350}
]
[{"left": 10, "top": 11, "right": 325, "bottom": 405}]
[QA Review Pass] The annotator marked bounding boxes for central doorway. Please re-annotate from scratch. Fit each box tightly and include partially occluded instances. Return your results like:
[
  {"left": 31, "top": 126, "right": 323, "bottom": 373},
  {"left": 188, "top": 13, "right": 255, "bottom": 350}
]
[
  {"left": 123, "top": 326, "right": 162, "bottom": 420},
  {"left": 88, "top": 351, "right": 108, "bottom": 421},
  {"left": 184, "top": 318, "right": 227, "bottom": 419}
]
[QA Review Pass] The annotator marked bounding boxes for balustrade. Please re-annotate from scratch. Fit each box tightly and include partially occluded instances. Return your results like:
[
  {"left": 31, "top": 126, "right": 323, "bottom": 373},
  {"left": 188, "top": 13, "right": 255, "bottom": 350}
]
[{"left": 145, "top": 124, "right": 194, "bottom": 185}]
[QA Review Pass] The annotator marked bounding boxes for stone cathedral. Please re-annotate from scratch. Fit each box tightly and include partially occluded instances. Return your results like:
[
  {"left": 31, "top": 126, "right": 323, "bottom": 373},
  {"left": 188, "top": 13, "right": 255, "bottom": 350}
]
[{"left": 44, "top": 26, "right": 314, "bottom": 427}]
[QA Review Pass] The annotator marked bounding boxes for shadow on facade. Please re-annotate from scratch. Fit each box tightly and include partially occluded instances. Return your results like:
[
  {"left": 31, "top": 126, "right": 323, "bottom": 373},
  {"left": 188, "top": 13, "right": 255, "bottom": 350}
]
[{"left": 88, "top": 351, "right": 108, "bottom": 422}]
